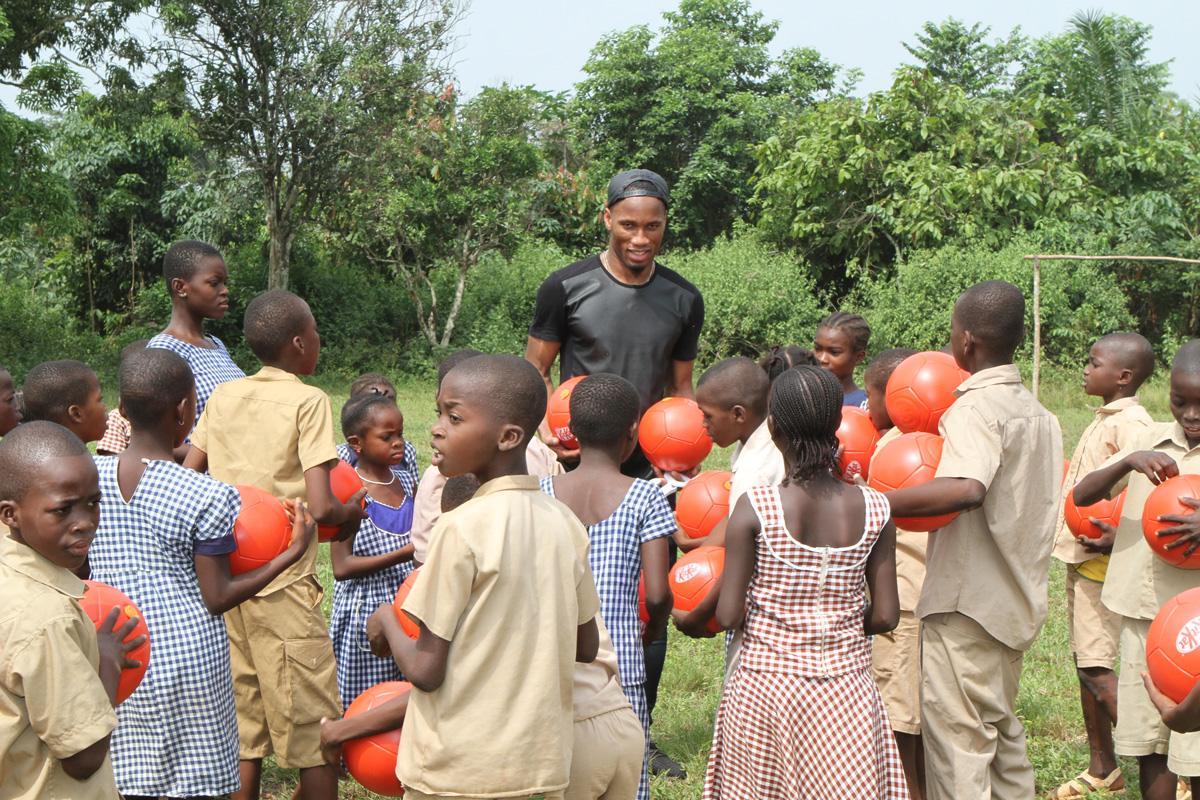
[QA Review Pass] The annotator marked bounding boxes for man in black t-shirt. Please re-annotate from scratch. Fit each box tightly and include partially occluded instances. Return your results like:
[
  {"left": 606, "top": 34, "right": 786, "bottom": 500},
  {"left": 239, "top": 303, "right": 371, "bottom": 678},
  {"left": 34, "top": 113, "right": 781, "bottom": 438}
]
[{"left": 526, "top": 169, "right": 705, "bottom": 478}]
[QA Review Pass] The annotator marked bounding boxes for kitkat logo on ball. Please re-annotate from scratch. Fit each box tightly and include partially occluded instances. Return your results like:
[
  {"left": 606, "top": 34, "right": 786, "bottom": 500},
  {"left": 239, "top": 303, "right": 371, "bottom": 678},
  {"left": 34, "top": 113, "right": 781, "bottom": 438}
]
[
  {"left": 1177, "top": 617, "right": 1200, "bottom": 655},
  {"left": 674, "top": 563, "right": 701, "bottom": 583}
]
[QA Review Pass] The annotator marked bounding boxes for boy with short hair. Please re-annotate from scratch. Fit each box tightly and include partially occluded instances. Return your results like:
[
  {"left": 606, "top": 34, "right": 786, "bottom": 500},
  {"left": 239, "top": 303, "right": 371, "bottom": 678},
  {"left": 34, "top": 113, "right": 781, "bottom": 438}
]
[
  {"left": 1074, "top": 339, "right": 1200, "bottom": 800},
  {"left": 1049, "top": 332, "right": 1155, "bottom": 798},
  {"left": 886, "top": 280, "right": 1064, "bottom": 800},
  {"left": 0, "top": 421, "right": 145, "bottom": 797},
  {"left": 367, "top": 354, "right": 601, "bottom": 800},
  {"left": 21, "top": 360, "right": 109, "bottom": 444},
  {"left": 184, "top": 289, "right": 366, "bottom": 800}
]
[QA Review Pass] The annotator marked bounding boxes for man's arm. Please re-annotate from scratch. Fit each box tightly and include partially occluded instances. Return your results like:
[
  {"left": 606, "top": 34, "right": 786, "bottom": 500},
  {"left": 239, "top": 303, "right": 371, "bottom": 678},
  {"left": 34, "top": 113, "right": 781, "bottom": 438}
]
[
  {"left": 525, "top": 336, "right": 579, "bottom": 460},
  {"left": 668, "top": 359, "right": 696, "bottom": 401}
]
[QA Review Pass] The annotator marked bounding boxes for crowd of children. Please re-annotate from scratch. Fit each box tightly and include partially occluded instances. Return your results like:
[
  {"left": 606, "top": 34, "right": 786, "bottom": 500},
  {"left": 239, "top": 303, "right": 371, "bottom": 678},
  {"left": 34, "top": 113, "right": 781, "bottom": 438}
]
[{"left": 7, "top": 235, "right": 1200, "bottom": 800}]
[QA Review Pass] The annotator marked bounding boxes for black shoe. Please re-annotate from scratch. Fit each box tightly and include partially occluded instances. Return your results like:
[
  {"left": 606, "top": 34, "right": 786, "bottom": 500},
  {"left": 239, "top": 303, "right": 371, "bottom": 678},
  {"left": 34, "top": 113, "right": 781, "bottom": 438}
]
[{"left": 648, "top": 741, "right": 687, "bottom": 779}]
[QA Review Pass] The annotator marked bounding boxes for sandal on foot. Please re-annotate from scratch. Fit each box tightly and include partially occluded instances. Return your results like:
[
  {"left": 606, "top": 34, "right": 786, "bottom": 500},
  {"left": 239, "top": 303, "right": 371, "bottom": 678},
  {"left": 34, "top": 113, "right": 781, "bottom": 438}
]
[{"left": 1048, "top": 768, "right": 1125, "bottom": 798}]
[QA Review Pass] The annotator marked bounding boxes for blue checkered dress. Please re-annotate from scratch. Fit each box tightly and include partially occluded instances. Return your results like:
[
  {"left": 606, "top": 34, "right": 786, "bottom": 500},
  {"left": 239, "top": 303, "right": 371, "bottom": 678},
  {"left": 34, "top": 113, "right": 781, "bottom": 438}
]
[
  {"left": 89, "top": 456, "right": 242, "bottom": 797},
  {"left": 330, "top": 459, "right": 416, "bottom": 709},
  {"left": 337, "top": 440, "right": 419, "bottom": 498},
  {"left": 541, "top": 477, "right": 675, "bottom": 800},
  {"left": 147, "top": 333, "right": 246, "bottom": 430}
]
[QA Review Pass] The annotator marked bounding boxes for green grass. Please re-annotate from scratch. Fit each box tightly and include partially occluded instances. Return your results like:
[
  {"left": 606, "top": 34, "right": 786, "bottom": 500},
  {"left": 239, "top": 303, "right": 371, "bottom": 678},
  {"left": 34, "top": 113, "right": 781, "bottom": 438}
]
[{"left": 249, "top": 366, "right": 1176, "bottom": 798}]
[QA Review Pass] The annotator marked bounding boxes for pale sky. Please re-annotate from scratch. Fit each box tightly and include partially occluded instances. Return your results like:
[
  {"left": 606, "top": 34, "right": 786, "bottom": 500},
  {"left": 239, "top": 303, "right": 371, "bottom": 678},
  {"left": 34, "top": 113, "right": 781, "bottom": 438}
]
[{"left": 3, "top": 1, "right": 1197, "bottom": 113}]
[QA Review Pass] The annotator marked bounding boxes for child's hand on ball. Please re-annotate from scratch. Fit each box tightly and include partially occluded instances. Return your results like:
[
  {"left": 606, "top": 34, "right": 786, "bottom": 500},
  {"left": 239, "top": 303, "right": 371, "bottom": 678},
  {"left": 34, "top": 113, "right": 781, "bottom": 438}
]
[
  {"left": 1156, "top": 496, "right": 1200, "bottom": 559},
  {"left": 1144, "top": 671, "right": 1200, "bottom": 733},
  {"left": 366, "top": 604, "right": 395, "bottom": 658},
  {"left": 1079, "top": 519, "right": 1117, "bottom": 553},
  {"left": 1126, "top": 451, "right": 1180, "bottom": 485}
]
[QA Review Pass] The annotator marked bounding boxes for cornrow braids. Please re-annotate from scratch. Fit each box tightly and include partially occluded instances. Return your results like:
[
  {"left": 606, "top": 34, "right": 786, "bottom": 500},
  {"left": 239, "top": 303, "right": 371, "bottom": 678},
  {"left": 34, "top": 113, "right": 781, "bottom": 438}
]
[
  {"left": 820, "top": 312, "right": 871, "bottom": 353},
  {"left": 759, "top": 344, "right": 819, "bottom": 383},
  {"left": 769, "top": 365, "right": 843, "bottom": 485},
  {"left": 341, "top": 393, "right": 398, "bottom": 439}
]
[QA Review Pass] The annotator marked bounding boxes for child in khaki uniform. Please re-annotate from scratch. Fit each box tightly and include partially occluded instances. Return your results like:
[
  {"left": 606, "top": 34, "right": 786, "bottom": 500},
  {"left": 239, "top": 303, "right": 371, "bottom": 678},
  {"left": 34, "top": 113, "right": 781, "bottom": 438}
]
[
  {"left": 1049, "top": 333, "right": 1155, "bottom": 798},
  {"left": 1075, "top": 339, "right": 1200, "bottom": 800},
  {"left": 863, "top": 347, "right": 925, "bottom": 800},
  {"left": 184, "top": 290, "right": 366, "bottom": 800},
  {"left": 886, "top": 281, "right": 1064, "bottom": 800},
  {"left": 0, "top": 422, "right": 145, "bottom": 798},
  {"left": 366, "top": 354, "right": 601, "bottom": 800}
]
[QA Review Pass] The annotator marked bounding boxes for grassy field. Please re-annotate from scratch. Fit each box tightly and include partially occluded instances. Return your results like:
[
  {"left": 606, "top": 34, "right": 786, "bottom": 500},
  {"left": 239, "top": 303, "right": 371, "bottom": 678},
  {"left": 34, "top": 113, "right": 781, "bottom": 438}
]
[{"left": 251, "top": 365, "right": 1176, "bottom": 799}]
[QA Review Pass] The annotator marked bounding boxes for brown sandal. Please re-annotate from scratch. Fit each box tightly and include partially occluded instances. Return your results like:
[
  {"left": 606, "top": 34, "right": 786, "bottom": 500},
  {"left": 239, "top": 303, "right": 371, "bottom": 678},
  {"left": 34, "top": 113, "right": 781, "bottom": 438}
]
[{"left": 1047, "top": 768, "right": 1125, "bottom": 798}]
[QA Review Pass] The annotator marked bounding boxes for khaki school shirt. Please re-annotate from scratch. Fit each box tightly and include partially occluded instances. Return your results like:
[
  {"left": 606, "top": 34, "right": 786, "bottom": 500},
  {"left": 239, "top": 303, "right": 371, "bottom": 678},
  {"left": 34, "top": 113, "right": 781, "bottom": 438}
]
[
  {"left": 917, "top": 365, "right": 1064, "bottom": 651},
  {"left": 398, "top": 475, "right": 601, "bottom": 797},
  {"left": 1054, "top": 398, "right": 1153, "bottom": 565},
  {"left": 0, "top": 535, "right": 119, "bottom": 799},
  {"left": 872, "top": 426, "right": 927, "bottom": 611},
  {"left": 728, "top": 420, "right": 786, "bottom": 507},
  {"left": 191, "top": 366, "right": 339, "bottom": 596},
  {"left": 1101, "top": 423, "right": 1200, "bottom": 620},
  {"left": 573, "top": 618, "right": 631, "bottom": 722}
]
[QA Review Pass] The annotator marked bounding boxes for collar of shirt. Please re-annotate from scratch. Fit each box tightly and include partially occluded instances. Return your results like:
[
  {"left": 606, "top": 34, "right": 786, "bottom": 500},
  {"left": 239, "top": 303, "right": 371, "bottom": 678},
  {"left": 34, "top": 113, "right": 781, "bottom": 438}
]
[
  {"left": 731, "top": 420, "right": 773, "bottom": 473},
  {"left": 1150, "top": 422, "right": 1200, "bottom": 453},
  {"left": 475, "top": 474, "right": 543, "bottom": 497},
  {"left": 953, "top": 364, "right": 1022, "bottom": 397},
  {"left": 250, "top": 365, "right": 302, "bottom": 383},
  {"left": 0, "top": 534, "right": 86, "bottom": 599},
  {"left": 1088, "top": 396, "right": 1143, "bottom": 415}
]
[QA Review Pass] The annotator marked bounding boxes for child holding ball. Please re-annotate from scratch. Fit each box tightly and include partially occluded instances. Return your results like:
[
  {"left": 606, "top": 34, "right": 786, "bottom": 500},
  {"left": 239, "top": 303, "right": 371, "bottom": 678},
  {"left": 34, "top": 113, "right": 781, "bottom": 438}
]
[
  {"left": 89, "top": 349, "right": 316, "bottom": 798},
  {"left": 330, "top": 393, "right": 417, "bottom": 710},
  {"left": 814, "top": 312, "right": 871, "bottom": 407},
  {"left": 703, "top": 365, "right": 904, "bottom": 797}
]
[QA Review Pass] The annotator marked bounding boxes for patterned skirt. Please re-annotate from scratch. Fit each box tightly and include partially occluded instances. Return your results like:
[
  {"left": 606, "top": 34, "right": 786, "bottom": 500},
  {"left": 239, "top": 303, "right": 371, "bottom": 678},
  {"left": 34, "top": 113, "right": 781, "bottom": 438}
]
[{"left": 703, "top": 665, "right": 910, "bottom": 800}]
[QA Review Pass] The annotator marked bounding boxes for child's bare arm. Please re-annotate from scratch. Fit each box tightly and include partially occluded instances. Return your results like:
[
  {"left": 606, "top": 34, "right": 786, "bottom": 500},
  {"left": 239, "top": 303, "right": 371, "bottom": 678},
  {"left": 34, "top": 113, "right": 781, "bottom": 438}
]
[
  {"left": 715, "top": 496, "right": 758, "bottom": 632},
  {"left": 330, "top": 539, "right": 415, "bottom": 581},
  {"left": 194, "top": 499, "right": 317, "bottom": 615},
  {"left": 885, "top": 477, "right": 985, "bottom": 520},
  {"left": 641, "top": 537, "right": 671, "bottom": 643},
  {"left": 367, "top": 604, "right": 450, "bottom": 692},
  {"left": 182, "top": 446, "right": 208, "bottom": 473},
  {"left": 576, "top": 617, "right": 599, "bottom": 663},
  {"left": 304, "top": 463, "right": 368, "bottom": 540},
  {"left": 1074, "top": 451, "right": 1178, "bottom": 506},
  {"left": 320, "top": 693, "right": 409, "bottom": 770},
  {"left": 1144, "top": 671, "right": 1200, "bottom": 733},
  {"left": 863, "top": 519, "right": 900, "bottom": 636}
]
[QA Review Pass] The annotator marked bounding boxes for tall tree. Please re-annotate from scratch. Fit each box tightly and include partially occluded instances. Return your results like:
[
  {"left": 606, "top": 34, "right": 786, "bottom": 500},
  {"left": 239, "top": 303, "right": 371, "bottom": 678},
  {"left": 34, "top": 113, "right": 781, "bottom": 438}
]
[
  {"left": 155, "top": 0, "right": 460, "bottom": 290},
  {"left": 901, "top": 17, "right": 1026, "bottom": 98}
]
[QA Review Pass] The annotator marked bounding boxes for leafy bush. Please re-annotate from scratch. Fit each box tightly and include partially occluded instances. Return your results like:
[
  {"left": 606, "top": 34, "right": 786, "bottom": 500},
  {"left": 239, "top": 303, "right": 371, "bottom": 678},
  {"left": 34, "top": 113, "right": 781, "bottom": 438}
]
[{"left": 0, "top": 278, "right": 109, "bottom": 382}]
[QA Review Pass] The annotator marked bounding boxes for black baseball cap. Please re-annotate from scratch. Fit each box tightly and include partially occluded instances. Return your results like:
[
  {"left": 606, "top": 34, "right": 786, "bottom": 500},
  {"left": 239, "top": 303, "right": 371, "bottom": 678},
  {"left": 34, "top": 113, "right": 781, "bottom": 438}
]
[{"left": 607, "top": 169, "right": 670, "bottom": 209}]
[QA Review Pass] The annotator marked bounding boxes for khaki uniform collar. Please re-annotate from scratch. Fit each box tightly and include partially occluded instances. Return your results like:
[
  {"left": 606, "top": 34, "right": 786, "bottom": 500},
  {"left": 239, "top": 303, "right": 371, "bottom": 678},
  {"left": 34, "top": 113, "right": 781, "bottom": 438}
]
[
  {"left": 1152, "top": 423, "right": 1200, "bottom": 453},
  {"left": 953, "top": 364, "right": 1022, "bottom": 397},
  {"left": 475, "top": 474, "right": 542, "bottom": 497},
  {"left": 0, "top": 534, "right": 86, "bottom": 599},
  {"left": 252, "top": 365, "right": 302, "bottom": 382},
  {"left": 1089, "top": 396, "right": 1143, "bottom": 415}
]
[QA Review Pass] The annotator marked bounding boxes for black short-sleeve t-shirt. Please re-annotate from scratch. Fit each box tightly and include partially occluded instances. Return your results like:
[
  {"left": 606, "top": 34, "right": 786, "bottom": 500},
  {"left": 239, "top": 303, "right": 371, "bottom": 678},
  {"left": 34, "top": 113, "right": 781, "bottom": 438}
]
[{"left": 529, "top": 255, "right": 705, "bottom": 415}]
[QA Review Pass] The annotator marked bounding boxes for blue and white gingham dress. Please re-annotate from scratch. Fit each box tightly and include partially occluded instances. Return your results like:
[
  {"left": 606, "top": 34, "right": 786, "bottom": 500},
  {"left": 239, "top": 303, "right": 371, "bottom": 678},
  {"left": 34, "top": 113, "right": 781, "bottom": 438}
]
[
  {"left": 336, "top": 440, "right": 420, "bottom": 497},
  {"left": 88, "top": 456, "right": 242, "bottom": 797},
  {"left": 330, "top": 464, "right": 416, "bottom": 710},
  {"left": 541, "top": 477, "right": 675, "bottom": 800},
  {"left": 146, "top": 333, "right": 246, "bottom": 429}
]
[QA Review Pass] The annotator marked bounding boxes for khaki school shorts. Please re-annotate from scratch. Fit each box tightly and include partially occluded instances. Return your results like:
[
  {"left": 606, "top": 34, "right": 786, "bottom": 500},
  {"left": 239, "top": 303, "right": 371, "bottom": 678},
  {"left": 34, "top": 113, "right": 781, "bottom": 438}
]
[
  {"left": 872, "top": 610, "right": 922, "bottom": 735},
  {"left": 1065, "top": 564, "right": 1121, "bottom": 670},
  {"left": 225, "top": 574, "right": 342, "bottom": 768}
]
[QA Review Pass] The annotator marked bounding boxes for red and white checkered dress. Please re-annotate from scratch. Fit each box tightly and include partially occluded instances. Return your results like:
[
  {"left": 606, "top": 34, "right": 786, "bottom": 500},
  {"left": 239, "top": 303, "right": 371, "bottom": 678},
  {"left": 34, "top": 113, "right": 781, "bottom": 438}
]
[{"left": 703, "top": 484, "right": 909, "bottom": 800}]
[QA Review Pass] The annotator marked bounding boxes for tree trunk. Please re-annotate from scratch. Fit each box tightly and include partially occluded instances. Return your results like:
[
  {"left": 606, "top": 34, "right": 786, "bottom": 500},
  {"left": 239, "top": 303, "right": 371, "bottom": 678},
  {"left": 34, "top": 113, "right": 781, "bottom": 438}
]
[{"left": 265, "top": 191, "right": 294, "bottom": 291}]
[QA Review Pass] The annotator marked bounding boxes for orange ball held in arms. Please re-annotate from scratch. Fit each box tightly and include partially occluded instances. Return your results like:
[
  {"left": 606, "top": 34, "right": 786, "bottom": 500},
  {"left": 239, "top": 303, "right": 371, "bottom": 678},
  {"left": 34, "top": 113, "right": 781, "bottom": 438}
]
[
  {"left": 638, "top": 571, "right": 651, "bottom": 641},
  {"left": 229, "top": 486, "right": 292, "bottom": 575},
  {"left": 836, "top": 406, "right": 881, "bottom": 482},
  {"left": 1065, "top": 487, "right": 1126, "bottom": 540},
  {"left": 669, "top": 545, "right": 725, "bottom": 634},
  {"left": 79, "top": 580, "right": 151, "bottom": 704},
  {"left": 1147, "top": 587, "right": 1200, "bottom": 704},
  {"left": 885, "top": 351, "right": 970, "bottom": 435},
  {"left": 676, "top": 470, "right": 733, "bottom": 538},
  {"left": 342, "top": 681, "right": 413, "bottom": 796},
  {"left": 867, "top": 432, "right": 960, "bottom": 532},
  {"left": 392, "top": 567, "right": 422, "bottom": 641},
  {"left": 639, "top": 397, "right": 713, "bottom": 474},
  {"left": 318, "top": 460, "right": 366, "bottom": 542},
  {"left": 1143, "top": 474, "right": 1200, "bottom": 569},
  {"left": 545, "top": 375, "right": 586, "bottom": 449}
]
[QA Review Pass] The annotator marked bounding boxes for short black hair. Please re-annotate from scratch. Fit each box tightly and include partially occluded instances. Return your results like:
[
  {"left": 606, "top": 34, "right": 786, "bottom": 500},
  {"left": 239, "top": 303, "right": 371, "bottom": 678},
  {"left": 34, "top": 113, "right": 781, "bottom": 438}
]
[
  {"left": 1172, "top": 339, "right": 1200, "bottom": 377},
  {"left": 769, "top": 365, "right": 843, "bottom": 484},
  {"left": 441, "top": 474, "right": 481, "bottom": 513},
  {"left": 341, "top": 393, "right": 400, "bottom": 439},
  {"left": 864, "top": 348, "right": 919, "bottom": 393},
  {"left": 437, "top": 349, "right": 483, "bottom": 388},
  {"left": 568, "top": 373, "right": 639, "bottom": 447},
  {"left": 120, "top": 339, "right": 150, "bottom": 361},
  {"left": 243, "top": 290, "right": 312, "bottom": 362},
  {"left": 697, "top": 357, "right": 770, "bottom": 416},
  {"left": 759, "top": 345, "right": 819, "bottom": 383},
  {"left": 819, "top": 312, "right": 871, "bottom": 353},
  {"left": 444, "top": 354, "right": 546, "bottom": 440},
  {"left": 350, "top": 373, "right": 395, "bottom": 397},
  {"left": 22, "top": 360, "right": 98, "bottom": 424},
  {"left": 955, "top": 280, "right": 1025, "bottom": 356},
  {"left": 0, "top": 420, "right": 92, "bottom": 502},
  {"left": 1096, "top": 332, "right": 1155, "bottom": 388},
  {"left": 119, "top": 349, "right": 195, "bottom": 428},
  {"left": 163, "top": 240, "right": 222, "bottom": 286}
]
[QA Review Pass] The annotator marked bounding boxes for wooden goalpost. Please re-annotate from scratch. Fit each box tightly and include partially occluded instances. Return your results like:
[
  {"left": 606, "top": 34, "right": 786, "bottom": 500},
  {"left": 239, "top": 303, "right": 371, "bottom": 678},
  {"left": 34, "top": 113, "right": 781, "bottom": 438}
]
[{"left": 1023, "top": 254, "right": 1200, "bottom": 400}]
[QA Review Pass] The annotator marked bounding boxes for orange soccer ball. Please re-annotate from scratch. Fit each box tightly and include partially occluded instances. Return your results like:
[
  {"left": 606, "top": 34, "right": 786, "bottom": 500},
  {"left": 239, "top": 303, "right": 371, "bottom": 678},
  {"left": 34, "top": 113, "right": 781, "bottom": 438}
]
[
  {"left": 837, "top": 406, "right": 881, "bottom": 482},
  {"left": 885, "top": 351, "right": 969, "bottom": 435},
  {"left": 392, "top": 568, "right": 422, "bottom": 641},
  {"left": 79, "top": 580, "right": 151, "bottom": 704},
  {"left": 638, "top": 571, "right": 651, "bottom": 641},
  {"left": 639, "top": 397, "right": 713, "bottom": 474},
  {"left": 669, "top": 546, "right": 724, "bottom": 635},
  {"left": 546, "top": 375, "right": 587, "bottom": 450},
  {"left": 343, "top": 681, "right": 413, "bottom": 796},
  {"left": 867, "top": 432, "right": 959, "bottom": 532},
  {"left": 1147, "top": 587, "right": 1200, "bottom": 704},
  {"left": 229, "top": 486, "right": 292, "bottom": 575},
  {"left": 676, "top": 470, "right": 733, "bottom": 538},
  {"left": 1065, "top": 487, "right": 1126, "bottom": 540},
  {"left": 1143, "top": 474, "right": 1200, "bottom": 569},
  {"left": 318, "top": 460, "right": 365, "bottom": 542}
]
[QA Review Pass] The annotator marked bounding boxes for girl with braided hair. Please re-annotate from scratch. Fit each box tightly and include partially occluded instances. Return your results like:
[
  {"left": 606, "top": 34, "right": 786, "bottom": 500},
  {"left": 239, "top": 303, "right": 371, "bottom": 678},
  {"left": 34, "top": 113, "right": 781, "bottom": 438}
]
[
  {"left": 814, "top": 311, "right": 872, "bottom": 407},
  {"left": 701, "top": 365, "right": 908, "bottom": 799}
]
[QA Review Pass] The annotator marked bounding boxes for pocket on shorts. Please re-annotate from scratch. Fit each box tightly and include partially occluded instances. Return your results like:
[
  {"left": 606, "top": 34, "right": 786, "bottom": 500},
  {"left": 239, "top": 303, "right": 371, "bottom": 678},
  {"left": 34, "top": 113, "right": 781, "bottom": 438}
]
[{"left": 282, "top": 637, "right": 340, "bottom": 724}]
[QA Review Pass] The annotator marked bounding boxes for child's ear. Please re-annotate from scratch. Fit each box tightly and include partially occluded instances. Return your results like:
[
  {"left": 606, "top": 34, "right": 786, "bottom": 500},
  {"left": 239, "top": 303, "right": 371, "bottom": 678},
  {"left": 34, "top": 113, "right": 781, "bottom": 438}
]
[
  {"left": 496, "top": 423, "right": 526, "bottom": 452},
  {"left": 852, "top": 350, "right": 867, "bottom": 368},
  {"left": 174, "top": 396, "right": 190, "bottom": 426},
  {"left": 346, "top": 433, "right": 364, "bottom": 453},
  {"left": 170, "top": 277, "right": 188, "bottom": 299},
  {"left": 1117, "top": 368, "right": 1134, "bottom": 386},
  {"left": 626, "top": 420, "right": 639, "bottom": 442},
  {"left": 731, "top": 403, "right": 748, "bottom": 423},
  {"left": 66, "top": 403, "right": 85, "bottom": 425},
  {"left": 0, "top": 499, "right": 16, "bottom": 530}
]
